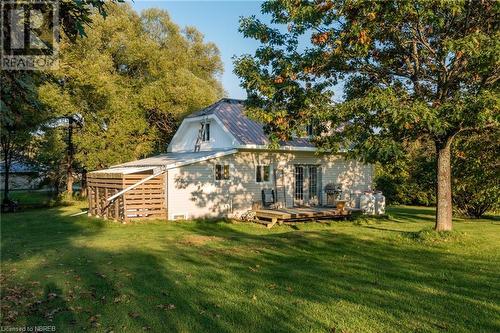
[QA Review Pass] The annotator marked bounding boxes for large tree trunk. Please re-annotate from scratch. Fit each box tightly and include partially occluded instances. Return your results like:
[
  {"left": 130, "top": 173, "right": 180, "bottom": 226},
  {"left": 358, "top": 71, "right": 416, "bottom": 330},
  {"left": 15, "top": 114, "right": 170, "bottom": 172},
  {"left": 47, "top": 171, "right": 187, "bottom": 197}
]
[
  {"left": 65, "top": 116, "right": 74, "bottom": 195},
  {"left": 66, "top": 169, "right": 74, "bottom": 194},
  {"left": 81, "top": 169, "right": 88, "bottom": 198},
  {"left": 2, "top": 143, "right": 11, "bottom": 203},
  {"left": 435, "top": 138, "right": 453, "bottom": 231},
  {"left": 3, "top": 158, "right": 10, "bottom": 203}
]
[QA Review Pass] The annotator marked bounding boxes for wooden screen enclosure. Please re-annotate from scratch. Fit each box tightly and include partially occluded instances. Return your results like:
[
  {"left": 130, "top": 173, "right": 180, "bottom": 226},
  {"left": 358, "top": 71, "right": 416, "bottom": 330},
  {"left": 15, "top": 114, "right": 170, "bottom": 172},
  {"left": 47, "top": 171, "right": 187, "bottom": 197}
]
[{"left": 87, "top": 171, "right": 167, "bottom": 221}]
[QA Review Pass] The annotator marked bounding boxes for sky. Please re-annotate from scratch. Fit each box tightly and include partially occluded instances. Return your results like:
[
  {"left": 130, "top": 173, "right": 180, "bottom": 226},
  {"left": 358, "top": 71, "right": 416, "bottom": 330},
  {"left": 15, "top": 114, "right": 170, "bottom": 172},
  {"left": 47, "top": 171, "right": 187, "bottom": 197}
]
[{"left": 130, "top": 1, "right": 267, "bottom": 100}]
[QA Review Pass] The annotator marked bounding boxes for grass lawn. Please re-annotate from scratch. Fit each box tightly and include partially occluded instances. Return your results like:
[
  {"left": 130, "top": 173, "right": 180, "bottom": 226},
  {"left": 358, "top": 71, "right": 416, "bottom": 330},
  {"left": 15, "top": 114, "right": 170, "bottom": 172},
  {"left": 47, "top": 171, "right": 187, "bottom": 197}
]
[
  {"left": 1, "top": 190, "right": 56, "bottom": 207},
  {"left": 1, "top": 205, "right": 499, "bottom": 332}
]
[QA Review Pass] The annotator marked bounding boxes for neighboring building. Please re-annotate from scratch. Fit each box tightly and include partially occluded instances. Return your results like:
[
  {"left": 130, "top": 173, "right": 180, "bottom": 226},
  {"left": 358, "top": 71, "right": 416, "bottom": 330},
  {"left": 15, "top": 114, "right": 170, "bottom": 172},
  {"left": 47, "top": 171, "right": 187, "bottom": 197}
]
[
  {"left": 88, "top": 99, "right": 373, "bottom": 221},
  {"left": 0, "top": 160, "right": 41, "bottom": 191}
]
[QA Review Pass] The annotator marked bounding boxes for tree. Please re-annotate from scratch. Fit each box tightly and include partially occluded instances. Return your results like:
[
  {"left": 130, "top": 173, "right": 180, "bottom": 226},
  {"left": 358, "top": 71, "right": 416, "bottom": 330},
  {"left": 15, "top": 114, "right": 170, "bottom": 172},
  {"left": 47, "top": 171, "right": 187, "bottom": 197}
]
[
  {"left": 1, "top": 1, "right": 123, "bottom": 202},
  {"left": 38, "top": 3, "right": 223, "bottom": 181},
  {"left": 375, "top": 130, "right": 499, "bottom": 217},
  {"left": 234, "top": 0, "right": 499, "bottom": 230},
  {"left": 0, "top": 72, "right": 46, "bottom": 204},
  {"left": 38, "top": 64, "right": 154, "bottom": 175},
  {"left": 374, "top": 140, "right": 435, "bottom": 206},
  {"left": 137, "top": 8, "right": 224, "bottom": 151},
  {"left": 32, "top": 125, "right": 67, "bottom": 194}
]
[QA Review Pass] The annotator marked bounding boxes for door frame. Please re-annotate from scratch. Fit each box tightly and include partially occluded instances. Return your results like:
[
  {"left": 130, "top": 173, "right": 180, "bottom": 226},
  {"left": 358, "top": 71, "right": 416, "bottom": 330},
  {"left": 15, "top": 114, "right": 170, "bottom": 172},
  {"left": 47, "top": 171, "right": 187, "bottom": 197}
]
[{"left": 293, "top": 164, "right": 321, "bottom": 207}]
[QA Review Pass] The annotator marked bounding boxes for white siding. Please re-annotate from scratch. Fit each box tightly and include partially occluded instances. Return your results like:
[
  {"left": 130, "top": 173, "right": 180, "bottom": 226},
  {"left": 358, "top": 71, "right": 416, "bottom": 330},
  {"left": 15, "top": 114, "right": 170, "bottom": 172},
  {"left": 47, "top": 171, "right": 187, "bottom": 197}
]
[
  {"left": 168, "top": 118, "right": 235, "bottom": 152},
  {"left": 166, "top": 150, "right": 373, "bottom": 220}
]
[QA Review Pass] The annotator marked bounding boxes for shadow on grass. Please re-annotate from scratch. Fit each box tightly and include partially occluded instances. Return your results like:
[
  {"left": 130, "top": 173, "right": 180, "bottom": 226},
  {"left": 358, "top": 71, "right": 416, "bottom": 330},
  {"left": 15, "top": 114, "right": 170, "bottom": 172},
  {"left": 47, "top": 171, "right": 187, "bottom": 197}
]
[
  {"left": 387, "top": 206, "right": 436, "bottom": 223},
  {"left": 1, "top": 207, "right": 499, "bottom": 332}
]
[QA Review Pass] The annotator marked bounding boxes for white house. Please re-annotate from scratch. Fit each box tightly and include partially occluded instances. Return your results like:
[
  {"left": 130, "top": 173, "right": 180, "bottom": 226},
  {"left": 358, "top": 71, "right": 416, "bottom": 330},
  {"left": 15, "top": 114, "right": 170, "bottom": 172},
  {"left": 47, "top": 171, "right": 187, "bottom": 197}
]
[{"left": 87, "top": 99, "right": 373, "bottom": 221}]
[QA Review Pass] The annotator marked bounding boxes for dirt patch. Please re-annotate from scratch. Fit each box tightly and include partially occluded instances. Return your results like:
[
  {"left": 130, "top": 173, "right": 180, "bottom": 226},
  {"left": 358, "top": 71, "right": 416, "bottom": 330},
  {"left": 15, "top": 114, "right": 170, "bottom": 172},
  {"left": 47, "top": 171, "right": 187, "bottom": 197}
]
[{"left": 180, "top": 235, "right": 224, "bottom": 246}]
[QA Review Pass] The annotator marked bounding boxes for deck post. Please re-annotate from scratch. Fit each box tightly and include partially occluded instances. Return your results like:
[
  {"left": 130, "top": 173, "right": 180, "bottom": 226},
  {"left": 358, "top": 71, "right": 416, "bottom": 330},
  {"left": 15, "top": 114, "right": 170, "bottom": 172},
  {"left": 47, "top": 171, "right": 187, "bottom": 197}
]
[
  {"left": 95, "top": 187, "right": 100, "bottom": 217},
  {"left": 88, "top": 185, "right": 93, "bottom": 216},
  {"left": 114, "top": 189, "right": 119, "bottom": 220}
]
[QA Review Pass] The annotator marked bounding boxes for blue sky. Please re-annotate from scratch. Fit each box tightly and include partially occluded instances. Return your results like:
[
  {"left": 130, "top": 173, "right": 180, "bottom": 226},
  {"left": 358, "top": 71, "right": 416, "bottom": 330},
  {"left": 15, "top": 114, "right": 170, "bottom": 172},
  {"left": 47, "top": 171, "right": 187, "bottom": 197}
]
[{"left": 131, "top": 1, "right": 266, "bottom": 99}]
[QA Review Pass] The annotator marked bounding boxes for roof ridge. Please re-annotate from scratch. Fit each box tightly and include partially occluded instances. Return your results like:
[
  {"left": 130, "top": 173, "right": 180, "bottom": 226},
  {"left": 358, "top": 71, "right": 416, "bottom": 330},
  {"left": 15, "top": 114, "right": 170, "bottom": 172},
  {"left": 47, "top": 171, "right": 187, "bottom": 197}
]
[
  {"left": 220, "top": 98, "right": 244, "bottom": 103},
  {"left": 186, "top": 98, "right": 245, "bottom": 118}
]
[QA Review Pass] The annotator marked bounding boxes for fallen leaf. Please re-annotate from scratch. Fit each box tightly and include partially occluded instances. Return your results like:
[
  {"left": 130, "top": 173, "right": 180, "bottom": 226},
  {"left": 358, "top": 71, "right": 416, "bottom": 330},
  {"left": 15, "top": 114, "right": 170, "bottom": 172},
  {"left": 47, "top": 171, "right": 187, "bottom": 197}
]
[
  {"left": 128, "top": 311, "right": 140, "bottom": 318},
  {"left": 157, "top": 304, "right": 176, "bottom": 310}
]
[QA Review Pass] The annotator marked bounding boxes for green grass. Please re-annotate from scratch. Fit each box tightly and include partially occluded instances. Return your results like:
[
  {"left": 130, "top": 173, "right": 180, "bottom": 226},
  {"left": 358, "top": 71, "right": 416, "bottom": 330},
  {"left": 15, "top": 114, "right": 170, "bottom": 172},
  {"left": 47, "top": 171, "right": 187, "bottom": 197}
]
[
  {"left": 1, "top": 190, "right": 56, "bottom": 206},
  {"left": 1, "top": 205, "right": 499, "bottom": 332}
]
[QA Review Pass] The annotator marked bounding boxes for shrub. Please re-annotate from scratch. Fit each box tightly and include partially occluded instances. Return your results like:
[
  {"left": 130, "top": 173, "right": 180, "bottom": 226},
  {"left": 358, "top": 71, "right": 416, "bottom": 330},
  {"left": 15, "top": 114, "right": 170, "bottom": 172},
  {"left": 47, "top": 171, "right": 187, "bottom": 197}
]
[
  {"left": 452, "top": 131, "right": 500, "bottom": 218},
  {"left": 405, "top": 227, "right": 467, "bottom": 244},
  {"left": 374, "top": 140, "right": 435, "bottom": 206}
]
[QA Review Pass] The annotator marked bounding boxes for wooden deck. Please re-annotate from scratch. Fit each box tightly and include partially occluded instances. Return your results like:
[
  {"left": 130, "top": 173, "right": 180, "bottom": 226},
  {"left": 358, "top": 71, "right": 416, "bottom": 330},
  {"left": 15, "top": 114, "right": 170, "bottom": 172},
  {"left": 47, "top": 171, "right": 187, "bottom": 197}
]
[{"left": 252, "top": 206, "right": 349, "bottom": 228}]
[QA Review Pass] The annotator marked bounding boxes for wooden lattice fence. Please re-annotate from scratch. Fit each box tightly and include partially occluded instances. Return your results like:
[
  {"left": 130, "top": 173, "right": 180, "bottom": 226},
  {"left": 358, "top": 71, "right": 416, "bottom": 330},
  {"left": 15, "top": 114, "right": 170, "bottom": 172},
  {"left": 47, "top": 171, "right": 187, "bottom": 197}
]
[{"left": 87, "top": 172, "right": 166, "bottom": 221}]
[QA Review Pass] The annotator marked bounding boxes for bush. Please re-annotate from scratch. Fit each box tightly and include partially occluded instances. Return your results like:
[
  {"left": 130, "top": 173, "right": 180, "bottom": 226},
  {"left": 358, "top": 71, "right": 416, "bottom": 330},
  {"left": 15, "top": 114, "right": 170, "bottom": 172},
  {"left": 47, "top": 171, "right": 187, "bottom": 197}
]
[
  {"left": 374, "top": 140, "right": 435, "bottom": 206},
  {"left": 452, "top": 132, "right": 500, "bottom": 218},
  {"left": 405, "top": 228, "right": 467, "bottom": 244}
]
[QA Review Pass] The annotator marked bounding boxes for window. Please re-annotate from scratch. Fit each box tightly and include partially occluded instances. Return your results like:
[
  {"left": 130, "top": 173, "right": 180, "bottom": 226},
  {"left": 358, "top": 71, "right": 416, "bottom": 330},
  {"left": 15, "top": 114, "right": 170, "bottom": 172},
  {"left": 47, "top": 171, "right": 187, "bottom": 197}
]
[
  {"left": 294, "top": 166, "right": 304, "bottom": 201},
  {"left": 256, "top": 165, "right": 271, "bottom": 183},
  {"left": 215, "top": 164, "right": 230, "bottom": 181},
  {"left": 306, "top": 124, "right": 314, "bottom": 137},
  {"left": 202, "top": 123, "right": 210, "bottom": 142},
  {"left": 308, "top": 166, "right": 318, "bottom": 199}
]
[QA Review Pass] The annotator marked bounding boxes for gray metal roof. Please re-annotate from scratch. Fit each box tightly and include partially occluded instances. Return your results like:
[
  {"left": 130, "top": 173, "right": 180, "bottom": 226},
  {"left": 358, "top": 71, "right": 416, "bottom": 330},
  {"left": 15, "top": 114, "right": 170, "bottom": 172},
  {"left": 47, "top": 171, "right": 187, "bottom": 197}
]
[
  {"left": 111, "top": 149, "right": 237, "bottom": 169},
  {"left": 187, "top": 98, "right": 314, "bottom": 148},
  {"left": 89, "top": 166, "right": 160, "bottom": 175},
  {"left": 0, "top": 160, "right": 38, "bottom": 173}
]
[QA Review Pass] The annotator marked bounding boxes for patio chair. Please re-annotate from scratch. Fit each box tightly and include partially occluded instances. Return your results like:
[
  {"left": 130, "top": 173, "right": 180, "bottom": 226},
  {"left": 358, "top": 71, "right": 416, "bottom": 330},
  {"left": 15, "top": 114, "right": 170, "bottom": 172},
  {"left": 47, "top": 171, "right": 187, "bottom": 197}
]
[{"left": 261, "top": 189, "right": 275, "bottom": 208}]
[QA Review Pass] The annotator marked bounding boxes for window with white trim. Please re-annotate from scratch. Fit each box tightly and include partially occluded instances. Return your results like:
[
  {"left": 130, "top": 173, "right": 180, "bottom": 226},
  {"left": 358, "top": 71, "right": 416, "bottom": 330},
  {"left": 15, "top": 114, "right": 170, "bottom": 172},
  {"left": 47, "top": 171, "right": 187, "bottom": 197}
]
[
  {"left": 256, "top": 165, "right": 271, "bottom": 183},
  {"left": 215, "top": 164, "right": 230, "bottom": 181},
  {"left": 202, "top": 123, "right": 210, "bottom": 142}
]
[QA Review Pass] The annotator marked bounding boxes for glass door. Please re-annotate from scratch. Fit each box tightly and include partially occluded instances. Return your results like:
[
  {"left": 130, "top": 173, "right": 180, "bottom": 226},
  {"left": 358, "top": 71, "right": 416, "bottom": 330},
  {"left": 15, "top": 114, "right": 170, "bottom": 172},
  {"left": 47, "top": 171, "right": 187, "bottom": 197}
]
[
  {"left": 308, "top": 166, "right": 318, "bottom": 203},
  {"left": 294, "top": 165, "right": 320, "bottom": 206},
  {"left": 294, "top": 166, "right": 304, "bottom": 205}
]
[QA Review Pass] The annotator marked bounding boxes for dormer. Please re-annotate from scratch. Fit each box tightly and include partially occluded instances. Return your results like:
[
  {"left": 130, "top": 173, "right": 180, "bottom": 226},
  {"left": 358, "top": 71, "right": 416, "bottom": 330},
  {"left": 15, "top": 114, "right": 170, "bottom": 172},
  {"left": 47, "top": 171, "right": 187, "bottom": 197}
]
[{"left": 167, "top": 114, "right": 238, "bottom": 152}]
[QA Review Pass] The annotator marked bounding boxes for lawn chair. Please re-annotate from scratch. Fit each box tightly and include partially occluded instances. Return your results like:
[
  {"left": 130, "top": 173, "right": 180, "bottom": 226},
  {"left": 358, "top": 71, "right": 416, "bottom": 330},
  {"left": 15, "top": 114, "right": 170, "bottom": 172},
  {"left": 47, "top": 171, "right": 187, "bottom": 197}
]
[{"left": 261, "top": 189, "right": 275, "bottom": 208}]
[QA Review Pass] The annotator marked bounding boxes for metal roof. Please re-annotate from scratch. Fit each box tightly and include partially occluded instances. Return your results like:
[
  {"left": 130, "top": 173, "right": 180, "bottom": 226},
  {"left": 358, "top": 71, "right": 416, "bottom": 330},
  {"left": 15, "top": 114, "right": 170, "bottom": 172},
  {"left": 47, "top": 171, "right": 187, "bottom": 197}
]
[
  {"left": 113, "top": 149, "right": 237, "bottom": 168},
  {"left": 187, "top": 98, "right": 315, "bottom": 148},
  {"left": 0, "top": 160, "right": 38, "bottom": 173},
  {"left": 89, "top": 166, "right": 160, "bottom": 175},
  {"left": 89, "top": 149, "right": 237, "bottom": 175}
]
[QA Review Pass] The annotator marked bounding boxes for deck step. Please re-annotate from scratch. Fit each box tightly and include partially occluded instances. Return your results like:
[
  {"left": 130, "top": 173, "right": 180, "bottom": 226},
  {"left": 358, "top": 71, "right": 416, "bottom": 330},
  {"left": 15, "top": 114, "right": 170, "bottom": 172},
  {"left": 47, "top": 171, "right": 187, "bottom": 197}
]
[{"left": 254, "top": 218, "right": 278, "bottom": 229}]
